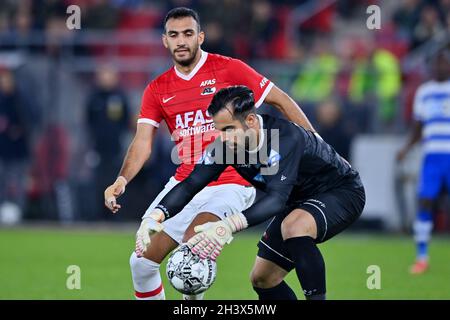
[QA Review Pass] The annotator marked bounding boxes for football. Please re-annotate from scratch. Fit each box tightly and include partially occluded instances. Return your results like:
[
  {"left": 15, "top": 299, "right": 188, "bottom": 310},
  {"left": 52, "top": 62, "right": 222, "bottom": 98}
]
[{"left": 166, "top": 244, "right": 217, "bottom": 295}]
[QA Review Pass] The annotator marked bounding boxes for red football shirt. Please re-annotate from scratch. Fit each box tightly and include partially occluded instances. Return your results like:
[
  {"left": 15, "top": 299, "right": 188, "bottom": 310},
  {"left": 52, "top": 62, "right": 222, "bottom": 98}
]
[{"left": 138, "top": 50, "right": 274, "bottom": 186}]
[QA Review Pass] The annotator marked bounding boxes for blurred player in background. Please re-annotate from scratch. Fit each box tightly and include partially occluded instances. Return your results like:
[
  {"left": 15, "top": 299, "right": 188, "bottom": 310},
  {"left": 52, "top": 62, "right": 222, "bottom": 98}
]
[
  {"left": 397, "top": 48, "right": 450, "bottom": 274},
  {"left": 103, "top": 7, "right": 314, "bottom": 300}
]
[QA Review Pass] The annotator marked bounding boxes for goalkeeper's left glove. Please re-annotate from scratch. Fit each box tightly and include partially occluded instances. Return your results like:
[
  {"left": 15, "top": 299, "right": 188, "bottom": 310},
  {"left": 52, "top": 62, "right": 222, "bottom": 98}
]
[
  {"left": 135, "top": 208, "right": 165, "bottom": 257},
  {"left": 187, "top": 213, "right": 248, "bottom": 261}
]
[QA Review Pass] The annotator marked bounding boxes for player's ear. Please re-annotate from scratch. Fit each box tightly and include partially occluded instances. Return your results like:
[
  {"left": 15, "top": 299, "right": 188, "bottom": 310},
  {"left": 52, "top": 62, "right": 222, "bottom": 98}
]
[
  {"left": 198, "top": 30, "right": 205, "bottom": 46},
  {"left": 162, "top": 34, "right": 169, "bottom": 49},
  {"left": 245, "top": 113, "right": 257, "bottom": 128}
]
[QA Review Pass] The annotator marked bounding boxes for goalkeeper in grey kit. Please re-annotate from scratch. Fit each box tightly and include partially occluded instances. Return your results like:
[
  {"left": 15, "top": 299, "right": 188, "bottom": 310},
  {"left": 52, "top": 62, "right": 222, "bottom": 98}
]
[{"left": 138, "top": 86, "right": 365, "bottom": 300}]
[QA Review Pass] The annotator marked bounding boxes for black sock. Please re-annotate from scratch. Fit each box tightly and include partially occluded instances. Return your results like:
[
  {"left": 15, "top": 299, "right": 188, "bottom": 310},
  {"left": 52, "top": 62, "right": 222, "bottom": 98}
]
[
  {"left": 284, "top": 236, "right": 326, "bottom": 300},
  {"left": 253, "top": 281, "right": 297, "bottom": 300}
]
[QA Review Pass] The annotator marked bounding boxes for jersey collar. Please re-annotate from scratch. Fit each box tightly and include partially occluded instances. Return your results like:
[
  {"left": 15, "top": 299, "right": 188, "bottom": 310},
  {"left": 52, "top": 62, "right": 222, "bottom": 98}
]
[
  {"left": 248, "top": 115, "right": 265, "bottom": 154},
  {"left": 173, "top": 49, "right": 208, "bottom": 81}
]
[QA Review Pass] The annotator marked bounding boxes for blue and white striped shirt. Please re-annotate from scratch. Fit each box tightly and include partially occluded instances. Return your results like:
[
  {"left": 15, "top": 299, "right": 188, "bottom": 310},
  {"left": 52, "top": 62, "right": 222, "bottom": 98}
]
[{"left": 414, "top": 79, "right": 450, "bottom": 154}]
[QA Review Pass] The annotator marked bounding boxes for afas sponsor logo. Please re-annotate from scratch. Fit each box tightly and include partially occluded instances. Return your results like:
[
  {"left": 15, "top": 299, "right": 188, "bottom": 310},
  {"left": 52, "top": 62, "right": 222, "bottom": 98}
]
[
  {"left": 175, "top": 110, "right": 213, "bottom": 129},
  {"left": 200, "top": 79, "right": 216, "bottom": 87},
  {"left": 175, "top": 110, "right": 215, "bottom": 137},
  {"left": 260, "top": 77, "right": 268, "bottom": 88}
]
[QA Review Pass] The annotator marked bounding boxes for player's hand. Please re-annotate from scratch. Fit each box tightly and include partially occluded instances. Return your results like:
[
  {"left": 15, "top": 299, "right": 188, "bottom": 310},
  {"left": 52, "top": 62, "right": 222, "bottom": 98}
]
[
  {"left": 135, "top": 209, "right": 165, "bottom": 257},
  {"left": 187, "top": 213, "right": 248, "bottom": 261},
  {"left": 104, "top": 176, "right": 127, "bottom": 213}
]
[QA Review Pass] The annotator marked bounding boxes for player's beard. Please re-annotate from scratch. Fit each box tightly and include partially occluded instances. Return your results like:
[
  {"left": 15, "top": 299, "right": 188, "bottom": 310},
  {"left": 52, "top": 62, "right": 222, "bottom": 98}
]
[{"left": 172, "top": 44, "right": 199, "bottom": 67}]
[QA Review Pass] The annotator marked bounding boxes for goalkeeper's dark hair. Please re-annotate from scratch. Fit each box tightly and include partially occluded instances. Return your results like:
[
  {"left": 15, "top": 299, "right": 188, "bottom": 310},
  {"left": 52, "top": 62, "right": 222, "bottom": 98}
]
[
  {"left": 164, "top": 7, "right": 201, "bottom": 32},
  {"left": 208, "top": 86, "right": 256, "bottom": 122}
]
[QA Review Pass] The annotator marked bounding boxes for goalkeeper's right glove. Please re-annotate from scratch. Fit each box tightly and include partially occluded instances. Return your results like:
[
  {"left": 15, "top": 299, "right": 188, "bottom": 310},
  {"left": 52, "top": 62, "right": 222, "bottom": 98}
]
[{"left": 187, "top": 213, "right": 248, "bottom": 261}]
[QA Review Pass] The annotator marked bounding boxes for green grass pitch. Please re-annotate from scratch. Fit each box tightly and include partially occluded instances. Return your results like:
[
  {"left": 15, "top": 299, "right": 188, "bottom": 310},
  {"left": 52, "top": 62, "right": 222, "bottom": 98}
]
[{"left": 0, "top": 228, "right": 449, "bottom": 299}]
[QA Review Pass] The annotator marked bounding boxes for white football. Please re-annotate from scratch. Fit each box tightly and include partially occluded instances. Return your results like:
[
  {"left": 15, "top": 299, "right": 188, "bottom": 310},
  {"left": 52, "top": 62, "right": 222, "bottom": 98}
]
[{"left": 166, "top": 244, "right": 217, "bottom": 295}]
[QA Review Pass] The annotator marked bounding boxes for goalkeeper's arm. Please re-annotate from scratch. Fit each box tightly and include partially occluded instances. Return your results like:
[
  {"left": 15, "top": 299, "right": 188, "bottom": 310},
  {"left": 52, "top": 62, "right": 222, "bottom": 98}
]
[{"left": 153, "top": 160, "right": 227, "bottom": 219}]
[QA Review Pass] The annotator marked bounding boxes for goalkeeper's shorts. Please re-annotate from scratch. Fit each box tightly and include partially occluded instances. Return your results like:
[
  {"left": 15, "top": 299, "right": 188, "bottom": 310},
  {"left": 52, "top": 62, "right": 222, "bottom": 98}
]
[{"left": 257, "top": 183, "right": 365, "bottom": 271}]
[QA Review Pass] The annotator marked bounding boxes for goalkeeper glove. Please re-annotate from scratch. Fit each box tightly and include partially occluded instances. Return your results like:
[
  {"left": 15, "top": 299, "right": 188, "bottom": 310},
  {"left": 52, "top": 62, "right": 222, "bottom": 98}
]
[
  {"left": 135, "top": 208, "right": 165, "bottom": 257},
  {"left": 187, "top": 213, "right": 248, "bottom": 261}
]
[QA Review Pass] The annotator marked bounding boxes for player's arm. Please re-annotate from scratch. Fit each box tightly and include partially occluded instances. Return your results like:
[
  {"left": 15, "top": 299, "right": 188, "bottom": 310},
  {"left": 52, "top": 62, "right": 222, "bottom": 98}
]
[
  {"left": 157, "top": 162, "right": 293, "bottom": 225},
  {"left": 227, "top": 58, "right": 315, "bottom": 132},
  {"left": 105, "top": 83, "right": 163, "bottom": 213},
  {"left": 242, "top": 188, "right": 291, "bottom": 226},
  {"left": 264, "top": 84, "right": 316, "bottom": 132},
  {"left": 153, "top": 147, "right": 228, "bottom": 220},
  {"left": 233, "top": 136, "right": 301, "bottom": 227},
  {"left": 396, "top": 120, "right": 423, "bottom": 161},
  {"left": 119, "top": 124, "right": 156, "bottom": 182},
  {"left": 104, "top": 123, "right": 157, "bottom": 213}
]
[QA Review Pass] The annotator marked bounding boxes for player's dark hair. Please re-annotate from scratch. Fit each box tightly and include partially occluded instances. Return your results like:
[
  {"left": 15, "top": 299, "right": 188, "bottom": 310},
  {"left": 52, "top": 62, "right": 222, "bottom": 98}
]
[
  {"left": 164, "top": 7, "right": 201, "bottom": 32},
  {"left": 208, "top": 86, "right": 256, "bottom": 122}
]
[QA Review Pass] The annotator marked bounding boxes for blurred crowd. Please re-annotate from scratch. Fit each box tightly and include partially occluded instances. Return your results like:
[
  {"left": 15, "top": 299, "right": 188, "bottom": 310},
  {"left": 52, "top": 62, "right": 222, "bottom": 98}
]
[{"left": 0, "top": 0, "right": 449, "bottom": 223}]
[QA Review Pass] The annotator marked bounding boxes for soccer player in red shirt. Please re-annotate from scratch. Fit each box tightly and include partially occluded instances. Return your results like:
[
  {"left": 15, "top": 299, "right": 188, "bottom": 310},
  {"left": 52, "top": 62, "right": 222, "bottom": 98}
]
[{"left": 104, "top": 7, "right": 314, "bottom": 300}]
